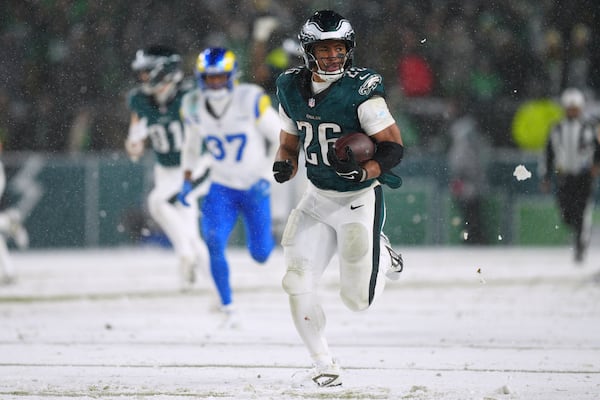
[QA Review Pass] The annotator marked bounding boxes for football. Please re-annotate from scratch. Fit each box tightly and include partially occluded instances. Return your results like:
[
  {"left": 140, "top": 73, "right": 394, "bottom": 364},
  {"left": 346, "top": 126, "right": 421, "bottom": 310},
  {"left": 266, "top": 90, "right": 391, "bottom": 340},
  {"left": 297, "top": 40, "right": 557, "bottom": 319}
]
[{"left": 333, "top": 132, "right": 376, "bottom": 163}]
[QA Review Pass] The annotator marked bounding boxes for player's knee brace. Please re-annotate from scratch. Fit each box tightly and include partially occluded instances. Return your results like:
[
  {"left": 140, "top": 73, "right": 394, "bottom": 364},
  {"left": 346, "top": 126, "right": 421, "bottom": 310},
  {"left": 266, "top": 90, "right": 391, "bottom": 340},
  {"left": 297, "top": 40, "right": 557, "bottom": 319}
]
[
  {"left": 282, "top": 259, "right": 312, "bottom": 295},
  {"left": 338, "top": 223, "right": 369, "bottom": 263},
  {"left": 281, "top": 209, "right": 313, "bottom": 295}
]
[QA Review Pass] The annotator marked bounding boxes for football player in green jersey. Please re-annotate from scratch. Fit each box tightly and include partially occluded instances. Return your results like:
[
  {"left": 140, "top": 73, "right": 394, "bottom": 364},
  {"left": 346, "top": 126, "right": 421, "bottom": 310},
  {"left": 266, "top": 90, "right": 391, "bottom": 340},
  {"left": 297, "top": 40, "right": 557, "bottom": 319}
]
[
  {"left": 272, "top": 10, "right": 404, "bottom": 387},
  {"left": 126, "top": 45, "right": 210, "bottom": 290}
]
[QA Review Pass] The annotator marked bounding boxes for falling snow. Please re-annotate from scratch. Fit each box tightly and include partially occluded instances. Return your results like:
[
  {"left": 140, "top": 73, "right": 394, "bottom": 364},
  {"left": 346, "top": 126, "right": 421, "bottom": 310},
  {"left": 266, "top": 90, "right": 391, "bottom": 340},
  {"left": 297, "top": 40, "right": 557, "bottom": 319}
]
[{"left": 513, "top": 164, "right": 533, "bottom": 181}]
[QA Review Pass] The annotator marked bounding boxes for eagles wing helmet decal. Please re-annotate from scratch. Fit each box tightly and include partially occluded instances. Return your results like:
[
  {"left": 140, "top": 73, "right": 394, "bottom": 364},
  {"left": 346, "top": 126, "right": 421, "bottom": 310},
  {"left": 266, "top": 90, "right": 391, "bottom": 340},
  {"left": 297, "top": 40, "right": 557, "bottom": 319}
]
[{"left": 299, "top": 19, "right": 354, "bottom": 43}]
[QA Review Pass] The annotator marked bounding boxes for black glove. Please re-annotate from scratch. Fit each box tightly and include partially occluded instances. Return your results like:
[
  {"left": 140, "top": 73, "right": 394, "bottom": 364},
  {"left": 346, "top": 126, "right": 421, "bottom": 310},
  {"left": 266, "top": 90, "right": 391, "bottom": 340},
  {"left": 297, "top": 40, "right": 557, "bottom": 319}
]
[
  {"left": 327, "top": 146, "right": 367, "bottom": 182},
  {"left": 273, "top": 160, "right": 294, "bottom": 183}
]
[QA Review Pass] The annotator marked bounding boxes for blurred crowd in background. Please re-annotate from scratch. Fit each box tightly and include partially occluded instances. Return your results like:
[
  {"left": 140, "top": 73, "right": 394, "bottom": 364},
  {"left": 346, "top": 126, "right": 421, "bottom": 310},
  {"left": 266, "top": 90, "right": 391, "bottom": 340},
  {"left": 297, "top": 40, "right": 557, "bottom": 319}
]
[{"left": 1, "top": 0, "right": 599, "bottom": 154}]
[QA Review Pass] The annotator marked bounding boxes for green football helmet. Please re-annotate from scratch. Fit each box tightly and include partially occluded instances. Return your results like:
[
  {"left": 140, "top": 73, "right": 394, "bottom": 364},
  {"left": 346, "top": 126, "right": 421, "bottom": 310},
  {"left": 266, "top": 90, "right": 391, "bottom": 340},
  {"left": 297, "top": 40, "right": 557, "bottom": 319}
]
[
  {"left": 131, "top": 45, "right": 183, "bottom": 103},
  {"left": 298, "top": 10, "right": 355, "bottom": 81}
]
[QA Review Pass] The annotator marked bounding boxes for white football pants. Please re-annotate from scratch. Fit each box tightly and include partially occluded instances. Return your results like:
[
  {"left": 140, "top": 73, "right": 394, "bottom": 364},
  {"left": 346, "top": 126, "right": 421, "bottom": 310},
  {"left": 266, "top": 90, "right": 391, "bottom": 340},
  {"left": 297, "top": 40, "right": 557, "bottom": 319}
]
[
  {"left": 148, "top": 164, "right": 209, "bottom": 272},
  {"left": 281, "top": 181, "right": 392, "bottom": 365}
]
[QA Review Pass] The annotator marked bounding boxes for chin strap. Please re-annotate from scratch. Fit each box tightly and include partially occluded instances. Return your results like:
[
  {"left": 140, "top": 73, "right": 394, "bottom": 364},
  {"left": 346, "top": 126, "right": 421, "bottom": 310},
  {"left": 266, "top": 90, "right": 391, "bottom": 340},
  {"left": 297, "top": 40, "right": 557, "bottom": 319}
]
[{"left": 315, "top": 68, "right": 344, "bottom": 82}]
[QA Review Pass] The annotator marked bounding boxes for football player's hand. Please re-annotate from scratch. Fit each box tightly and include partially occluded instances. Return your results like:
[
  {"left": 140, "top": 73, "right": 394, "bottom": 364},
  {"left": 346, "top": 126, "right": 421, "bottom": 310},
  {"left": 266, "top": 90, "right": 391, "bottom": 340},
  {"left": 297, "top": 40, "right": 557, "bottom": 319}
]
[
  {"left": 128, "top": 117, "right": 148, "bottom": 142},
  {"left": 125, "top": 139, "right": 144, "bottom": 162},
  {"left": 327, "top": 146, "right": 367, "bottom": 182},
  {"left": 273, "top": 160, "right": 294, "bottom": 183},
  {"left": 177, "top": 180, "right": 193, "bottom": 207},
  {"left": 253, "top": 16, "right": 279, "bottom": 41}
]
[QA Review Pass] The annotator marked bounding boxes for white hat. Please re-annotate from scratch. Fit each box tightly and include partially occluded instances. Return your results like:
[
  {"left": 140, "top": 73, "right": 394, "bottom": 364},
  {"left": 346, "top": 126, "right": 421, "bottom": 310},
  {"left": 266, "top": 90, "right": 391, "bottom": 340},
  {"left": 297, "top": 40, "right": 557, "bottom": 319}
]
[{"left": 561, "top": 88, "right": 585, "bottom": 108}]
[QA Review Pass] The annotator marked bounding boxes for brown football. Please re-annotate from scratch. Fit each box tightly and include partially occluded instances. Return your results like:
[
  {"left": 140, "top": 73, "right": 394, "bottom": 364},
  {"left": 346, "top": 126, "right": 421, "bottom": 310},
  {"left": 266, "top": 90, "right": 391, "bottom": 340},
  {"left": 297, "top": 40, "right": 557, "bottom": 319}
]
[{"left": 333, "top": 132, "right": 376, "bottom": 163}]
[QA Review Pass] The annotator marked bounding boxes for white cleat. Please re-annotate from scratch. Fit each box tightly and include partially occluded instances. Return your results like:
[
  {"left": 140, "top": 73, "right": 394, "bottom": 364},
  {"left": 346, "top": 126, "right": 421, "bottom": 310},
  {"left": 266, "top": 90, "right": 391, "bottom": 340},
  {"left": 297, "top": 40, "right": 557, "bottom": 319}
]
[
  {"left": 292, "top": 360, "right": 342, "bottom": 388},
  {"left": 381, "top": 233, "right": 403, "bottom": 281},
  {"left": 179, "top": 257, "right": 196, "bottom": 291},
  {"left": 218, "top": 304, "right": 240, "bottom": 330}
]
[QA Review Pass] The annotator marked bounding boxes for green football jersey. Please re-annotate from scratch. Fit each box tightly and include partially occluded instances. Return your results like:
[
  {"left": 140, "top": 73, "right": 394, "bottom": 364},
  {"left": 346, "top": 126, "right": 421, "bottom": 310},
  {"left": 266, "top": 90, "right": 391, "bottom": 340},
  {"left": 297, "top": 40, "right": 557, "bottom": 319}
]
[
  {"left": 276, "top": 66, "right": 395, "bottom": 192},
  {"left": 127, "top": 80, "right": 194, "bottom": 167}
]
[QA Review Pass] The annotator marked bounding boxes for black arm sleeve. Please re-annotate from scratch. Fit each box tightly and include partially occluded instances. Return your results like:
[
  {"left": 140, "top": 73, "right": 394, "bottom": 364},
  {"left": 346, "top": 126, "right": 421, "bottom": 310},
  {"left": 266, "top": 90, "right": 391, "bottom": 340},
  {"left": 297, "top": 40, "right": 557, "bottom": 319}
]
[{"left": 372, "top": 141, "right": 404, "bottom": 174}]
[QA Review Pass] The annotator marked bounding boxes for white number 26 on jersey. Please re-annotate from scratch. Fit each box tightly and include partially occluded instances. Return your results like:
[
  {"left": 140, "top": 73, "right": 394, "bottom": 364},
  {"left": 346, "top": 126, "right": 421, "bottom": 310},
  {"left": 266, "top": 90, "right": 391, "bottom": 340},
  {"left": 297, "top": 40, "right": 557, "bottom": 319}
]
[{"left": 297, "top": 122, "right": 339, "bottom": 166}]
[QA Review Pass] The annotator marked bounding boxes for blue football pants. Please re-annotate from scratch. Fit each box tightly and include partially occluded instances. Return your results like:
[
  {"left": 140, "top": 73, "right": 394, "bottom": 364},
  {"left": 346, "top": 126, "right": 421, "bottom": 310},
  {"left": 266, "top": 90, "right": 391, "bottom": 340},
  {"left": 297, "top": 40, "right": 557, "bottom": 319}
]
[{"left": 201, "top": 179, "right": 274, "bottom": 305}]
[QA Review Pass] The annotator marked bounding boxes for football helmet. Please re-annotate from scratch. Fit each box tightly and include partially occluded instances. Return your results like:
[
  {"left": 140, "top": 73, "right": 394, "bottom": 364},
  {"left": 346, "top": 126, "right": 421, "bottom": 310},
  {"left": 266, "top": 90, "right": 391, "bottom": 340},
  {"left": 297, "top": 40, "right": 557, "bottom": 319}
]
[
  {"left": 195, "top": 47, "right": 239, "bottom": 99},
  {"left": 299, "top": 10, "right": 355, "bottom": 82},
  {"left": 131, "top": 45, "right": 183, "bottom": 104}
]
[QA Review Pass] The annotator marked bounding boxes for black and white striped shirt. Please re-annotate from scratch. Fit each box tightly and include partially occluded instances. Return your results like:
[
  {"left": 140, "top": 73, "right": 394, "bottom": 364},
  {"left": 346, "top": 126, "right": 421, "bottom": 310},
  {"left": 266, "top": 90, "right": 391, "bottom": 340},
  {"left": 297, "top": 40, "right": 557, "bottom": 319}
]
[{"left": 543, "top": 118, "right": 600, "bottom": 177}]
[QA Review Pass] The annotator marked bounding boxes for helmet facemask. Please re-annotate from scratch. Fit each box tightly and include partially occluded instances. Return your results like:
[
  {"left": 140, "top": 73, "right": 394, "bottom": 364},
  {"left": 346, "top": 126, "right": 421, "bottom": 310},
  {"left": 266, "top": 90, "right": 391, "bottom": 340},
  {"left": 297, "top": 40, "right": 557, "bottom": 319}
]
[
  {"left": 198, "top": 74, "right": 232, "bottom": 100},
  {"left": 305, "top": 43, "right": 354, "bottom": 82}
]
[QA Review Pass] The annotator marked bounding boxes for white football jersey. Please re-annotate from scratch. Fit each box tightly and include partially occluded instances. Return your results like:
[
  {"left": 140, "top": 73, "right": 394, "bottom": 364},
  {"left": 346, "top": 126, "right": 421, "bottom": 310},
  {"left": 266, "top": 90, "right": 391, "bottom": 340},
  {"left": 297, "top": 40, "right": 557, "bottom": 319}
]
[{"left": 181, "top": 84, "right": 280, "bottom": 190}]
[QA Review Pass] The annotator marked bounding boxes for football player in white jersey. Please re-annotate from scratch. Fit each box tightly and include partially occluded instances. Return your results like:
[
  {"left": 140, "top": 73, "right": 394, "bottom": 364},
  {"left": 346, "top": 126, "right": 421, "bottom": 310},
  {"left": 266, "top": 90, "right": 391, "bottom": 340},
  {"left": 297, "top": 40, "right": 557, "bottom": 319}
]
[
  {"left": 179, "top": 48, "right": 280, "bottom": 327},
  {"left": 126, "top": 45, "right": 210, "bottom": 290}
]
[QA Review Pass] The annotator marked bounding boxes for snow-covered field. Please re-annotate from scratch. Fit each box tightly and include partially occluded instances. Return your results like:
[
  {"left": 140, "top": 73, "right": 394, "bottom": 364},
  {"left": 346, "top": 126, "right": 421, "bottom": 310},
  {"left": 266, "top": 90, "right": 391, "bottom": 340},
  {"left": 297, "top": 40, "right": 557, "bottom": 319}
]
[{"left": 1, "top": 246, "right": 600, "bottom": 399}]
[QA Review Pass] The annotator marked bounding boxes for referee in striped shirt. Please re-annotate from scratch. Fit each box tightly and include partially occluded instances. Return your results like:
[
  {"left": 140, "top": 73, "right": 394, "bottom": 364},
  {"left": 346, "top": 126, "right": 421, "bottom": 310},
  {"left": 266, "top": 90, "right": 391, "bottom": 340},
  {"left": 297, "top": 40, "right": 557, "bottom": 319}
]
[{"left": 541, "top": 88, "right": 600, "bottom": 263}]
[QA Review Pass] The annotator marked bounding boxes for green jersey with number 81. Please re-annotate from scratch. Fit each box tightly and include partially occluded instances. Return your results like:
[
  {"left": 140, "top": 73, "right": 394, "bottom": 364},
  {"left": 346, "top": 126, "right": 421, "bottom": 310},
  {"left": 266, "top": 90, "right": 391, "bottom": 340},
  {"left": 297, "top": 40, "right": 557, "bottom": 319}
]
[
  {"left": 127, "top": 80, "right": 194, "bottom": 167},
  {"left": 276, "top": 66, "right": 388, "bottom": 192}
]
